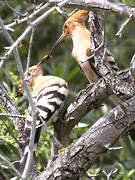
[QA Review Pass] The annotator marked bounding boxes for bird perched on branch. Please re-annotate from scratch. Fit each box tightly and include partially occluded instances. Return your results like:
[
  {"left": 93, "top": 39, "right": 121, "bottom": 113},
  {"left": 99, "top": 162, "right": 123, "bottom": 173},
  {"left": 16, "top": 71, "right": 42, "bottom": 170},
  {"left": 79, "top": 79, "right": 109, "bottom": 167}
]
[
  {"left": 44, "top": 10, "right": 135, "bottom": 141},
  {"left": 45, "top": 10, "right": 119, "bottom": 83},
  {"left": 19, "top": 62, "right": 68, "bottom": 174}
]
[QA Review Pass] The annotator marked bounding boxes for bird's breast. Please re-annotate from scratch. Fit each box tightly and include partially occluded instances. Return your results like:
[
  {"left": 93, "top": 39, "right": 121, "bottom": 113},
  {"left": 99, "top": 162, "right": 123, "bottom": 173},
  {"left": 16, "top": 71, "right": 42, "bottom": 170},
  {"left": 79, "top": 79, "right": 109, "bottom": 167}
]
[{"left": 72, "top": 40, "right": 91, "bottom": 62}]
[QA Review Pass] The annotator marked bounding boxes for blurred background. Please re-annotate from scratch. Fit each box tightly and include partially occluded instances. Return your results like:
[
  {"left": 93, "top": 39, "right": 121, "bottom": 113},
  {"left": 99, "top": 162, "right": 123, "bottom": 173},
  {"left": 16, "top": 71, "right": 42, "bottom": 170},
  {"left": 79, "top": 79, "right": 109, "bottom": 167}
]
[{"left": 0, "top": 0, "right": 135, "bottom": 179}]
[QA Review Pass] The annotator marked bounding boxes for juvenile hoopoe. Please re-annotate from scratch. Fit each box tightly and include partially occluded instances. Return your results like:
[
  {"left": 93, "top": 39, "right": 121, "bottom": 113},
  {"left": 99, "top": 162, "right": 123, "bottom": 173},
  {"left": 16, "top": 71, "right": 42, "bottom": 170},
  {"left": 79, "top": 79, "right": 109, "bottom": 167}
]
[
  {"left": 47, "top": 10, "right": 119, "bottom": 83},
  {"left": 19, "top": 63, "right": 68, "bottom": 173}
]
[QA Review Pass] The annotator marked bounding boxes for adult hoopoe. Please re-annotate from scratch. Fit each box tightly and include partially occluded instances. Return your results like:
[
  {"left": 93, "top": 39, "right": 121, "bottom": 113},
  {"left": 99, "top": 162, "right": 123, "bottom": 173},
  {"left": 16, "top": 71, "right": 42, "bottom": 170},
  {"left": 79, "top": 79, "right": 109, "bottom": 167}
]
[
  {"left": 45, "top": 10, "right": 135, "bottom": 141},
  {"left": 19, "top": 62, "right": 68, "bottom": 174},
  {"left": 46, "top": 10, "right": 119, "bottom": 83}
]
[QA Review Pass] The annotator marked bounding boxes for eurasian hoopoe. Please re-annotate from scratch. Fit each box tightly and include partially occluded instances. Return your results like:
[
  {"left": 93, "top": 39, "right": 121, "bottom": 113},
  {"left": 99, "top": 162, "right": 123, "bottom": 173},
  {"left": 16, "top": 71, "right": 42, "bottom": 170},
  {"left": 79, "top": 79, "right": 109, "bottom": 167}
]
[
  {"left": 19, "top": 63, "right": 68, "bottom": 173},
  {"left": 45, "top": 10, "right": 135, "bottom": 140},
  {"left": 47, "top": 10, "right": 119, "bottom": 83}
]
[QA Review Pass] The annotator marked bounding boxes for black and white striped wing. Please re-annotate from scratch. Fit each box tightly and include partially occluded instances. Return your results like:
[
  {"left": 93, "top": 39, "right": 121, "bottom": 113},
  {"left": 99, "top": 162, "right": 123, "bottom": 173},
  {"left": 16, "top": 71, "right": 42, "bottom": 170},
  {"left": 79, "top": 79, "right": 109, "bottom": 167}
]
[
  {"left": 19, "top": 82, "right": 68, "bottom": 173},
  {"left": 24, "top": 82, "right": 68, "bottom": 145}
]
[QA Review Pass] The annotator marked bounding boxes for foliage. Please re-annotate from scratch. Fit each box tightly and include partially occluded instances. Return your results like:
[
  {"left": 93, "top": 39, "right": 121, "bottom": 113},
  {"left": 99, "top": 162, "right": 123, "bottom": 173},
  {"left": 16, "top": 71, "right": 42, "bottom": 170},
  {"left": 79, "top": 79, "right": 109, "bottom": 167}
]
[
  {"left": 0, "top": 0, "right": 135, "bottom": 179},
  {"left": 122, "top": 0, "right": 135, "bottom": 5}
]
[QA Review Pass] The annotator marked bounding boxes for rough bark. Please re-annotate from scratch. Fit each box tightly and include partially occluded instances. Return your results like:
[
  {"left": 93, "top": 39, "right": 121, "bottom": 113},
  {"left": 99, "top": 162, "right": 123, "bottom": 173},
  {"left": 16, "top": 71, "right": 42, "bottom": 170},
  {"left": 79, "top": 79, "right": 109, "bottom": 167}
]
[
  {"left": 49, "top": 0, "right": 135, "bottom": 19},
  {"left": 1, "top": 1, "right": 135, "bottom": 179},
  {"left": 34, "top": 4, "right": 135, "bottom": 179},
  {"left": 89, "top": 10, "right": 135, "bottom": 100},
  {"left": 36, "top": 96, "right": 135, "bottom": 179},
  {"left": 53, "top": 9, "right": 135, "bottom": 150}
]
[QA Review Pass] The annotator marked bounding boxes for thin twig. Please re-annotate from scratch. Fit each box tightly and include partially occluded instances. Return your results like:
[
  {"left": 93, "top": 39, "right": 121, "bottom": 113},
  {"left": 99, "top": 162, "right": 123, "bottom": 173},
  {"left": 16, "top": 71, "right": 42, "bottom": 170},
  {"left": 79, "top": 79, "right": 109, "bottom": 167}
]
[
  {"left": 0, "top": 18, "right": 38, "bottom": 179},
  {"left": 2, "top": 0, "right": 71, "bottom": 60},
  {"left": 130, "top": 53, "right": 135, "bottom": 69},
  {"left": 0, "top": 154, "right": 22, "bottom": 179},
  {"left": 1, "top": 118, "right": 20, "bottom": 145},
  {"left": 101, "top": 47, "right": 107, "bottom": 64},
  {"left": 108, "top": 146, "right": 123, "bottom": 151},
  {"left": 0, "top": 58, "right": 5, "bottom": 69},
  {"left": 115, "top": 15, "right": 132, "bottom": 38},
  {"left": 0, "top": 2, "right": 50, "bottom": 32},
  {"left": 0, "top": 18, "right": 36, "bottom": 106},
  {"left": 22, "top": 111, "right": 38, "bottom": 179},
  {"left": 85, "top": 172, "right": 99, "bottom": 178},
  {"left": 3, "top": 0, "right": 26, "bottom": 17},
  {"left": 34, "top": 113, "right": 64, "bottom": 169},
  {"left": 39, "top": 115, "right": 63, "bottom": 149},
  {"left": 0, "top": 82, "right": 25, "bottom": 138},
  {"left": 80, "top": 41, "right": 104, "bottom": 63},
  {"left": 130, "top": 53, "right": 135, "bottom": 78},
  {"left": 26, "top": 27, "right": 36, "bottom": 73},
  {"left": 56, "top": 7, "right": 68, "bottom": 18},
  {"left": 47, "top": 139, "right": 57, "bottom": 168},
  {"left": 103, "top": 168, "right": 118, "bottom": 180},
  {"left": 0, "top": 163, "right": 8, "bottom": 169},
  {"left": 22, "top": 112, "right": 63, "bottom": 178},
  {"left": 101, "top": 16, "right": 106, "bottom": 64},
  {"left": 68, "top": 9, "right": 78, "bottom": 17},
  {"left": 0, "top": 113, "right": 25, "bottom": 118}
]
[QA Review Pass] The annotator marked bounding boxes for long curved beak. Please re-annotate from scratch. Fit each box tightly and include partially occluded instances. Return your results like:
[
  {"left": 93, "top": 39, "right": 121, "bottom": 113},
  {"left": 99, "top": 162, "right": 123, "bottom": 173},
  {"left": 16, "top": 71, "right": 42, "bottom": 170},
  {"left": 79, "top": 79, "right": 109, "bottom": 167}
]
[
  {"left": 42, "top": 33, "right": 66, "bottom": 64},
  {"left": 49, "top": 33, "right": 66, "bottom": 55}
]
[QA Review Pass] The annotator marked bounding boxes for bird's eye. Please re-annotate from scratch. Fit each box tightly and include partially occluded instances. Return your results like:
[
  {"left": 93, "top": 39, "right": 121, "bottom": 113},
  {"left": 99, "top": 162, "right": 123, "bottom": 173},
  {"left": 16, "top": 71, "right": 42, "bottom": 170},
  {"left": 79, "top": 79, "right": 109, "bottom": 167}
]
[
  {"left": 27, "top": 72, "right": 31, "bottom": 76},
  {"left": 64, "top": 24, "right": 68, "bottom": 29}
]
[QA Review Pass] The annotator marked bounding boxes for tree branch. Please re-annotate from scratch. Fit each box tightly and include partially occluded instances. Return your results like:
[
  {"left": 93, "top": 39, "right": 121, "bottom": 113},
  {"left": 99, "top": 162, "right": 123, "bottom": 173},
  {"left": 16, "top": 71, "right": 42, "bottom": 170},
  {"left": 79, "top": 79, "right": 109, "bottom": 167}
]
[
  {"left": 36, "top": 96, "right": 135, "bottom": 179},
  {"left": 66, "top": 79, "right": 111, "bottom": 132},
  {"left": 89, "top": 10, "right": 135, "bottom": 100},
  {"left": 53, "top": 68, "right": 135, "bottom": 141},
  {"left": 49, "top": 0, "right": 135, "bottom": 19},
  {"left": 115, "top": 15, "right": 132, "bottom": 38},
  {"left": 2, "top": 0, "right": 70, "bottom": 60},
  {"left": 0, "top": 82, "right": 25, "bottom": 141},
  {"left": 0, "top": 154, "right": 22, "bottom": 179},
  {"left": 35, "top": 6, "right": 135, "bottom": 179},
  {"left": 1, "top": 2, "right": 49, "bottom": 31},
  {"left": 1, "top": 1, "right": 135, "bottom": 178},
  {"left": 0, "top": 17, "right": 39, "bottom": 179}
]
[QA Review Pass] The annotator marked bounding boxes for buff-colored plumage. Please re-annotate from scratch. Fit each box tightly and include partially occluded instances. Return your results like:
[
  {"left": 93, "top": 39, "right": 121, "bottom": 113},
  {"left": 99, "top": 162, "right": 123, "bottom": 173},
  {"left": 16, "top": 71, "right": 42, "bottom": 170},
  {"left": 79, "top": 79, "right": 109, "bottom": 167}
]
[
  {"left": 49, "top": 10, "right": 118, "bottom": 83},
  {"left": 19, "top": 64, "right": 68, "bottom": 174},
  {"left": 20, "top": 64, "right": 67, "bottom": 95}
]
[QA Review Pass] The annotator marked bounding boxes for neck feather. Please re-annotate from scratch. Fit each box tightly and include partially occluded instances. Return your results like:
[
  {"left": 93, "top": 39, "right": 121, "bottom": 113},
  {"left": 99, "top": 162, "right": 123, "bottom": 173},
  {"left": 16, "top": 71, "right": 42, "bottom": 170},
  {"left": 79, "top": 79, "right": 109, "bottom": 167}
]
[{"left": 71, "top": 25, "right": 91, "bottom": 62}]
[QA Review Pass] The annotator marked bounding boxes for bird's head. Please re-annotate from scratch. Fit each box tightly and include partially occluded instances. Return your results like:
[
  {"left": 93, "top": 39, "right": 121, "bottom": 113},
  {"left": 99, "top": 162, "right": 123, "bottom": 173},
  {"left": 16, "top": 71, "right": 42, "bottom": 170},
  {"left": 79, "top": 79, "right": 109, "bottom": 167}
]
[
  {"left": 48, "top": 10, "right": 89, "bottom": 56},
  {"left": 18, "top": 64, "right": 42, "bottom": 94},
  {"left": 63, "top": 10, "right": 89, "bottom": 36}
]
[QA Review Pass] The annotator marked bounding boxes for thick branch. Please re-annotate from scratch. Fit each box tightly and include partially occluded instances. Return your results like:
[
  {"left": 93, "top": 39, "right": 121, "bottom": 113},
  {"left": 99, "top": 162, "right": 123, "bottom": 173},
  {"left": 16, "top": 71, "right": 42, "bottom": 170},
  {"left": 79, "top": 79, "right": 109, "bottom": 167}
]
[
  {"left": 49, "top": 0, "right": 135, "bottom": 19},
  {"left": 1, "top": 1, "right": 135, "bottom": 178},
  {"left": 56, "top": 68, "right": 135, "bottom": 137},
  {"left": 89, "top": 10, "right": 135, "bottom": 141},
  {"left": 88, "top": 10, "right": 135, "bottom": 100},
  {"left": 66, "top": 79, "right": 111, "bottom": 132},
  {"left": 36, "top": 96, "right": 135, "bottom": 180},
  {"left": 52, "top": 78, "right": 112, "bottom": 155},
  {"left": 51, "top": 6, "right": 135, "bottom": 149}
]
